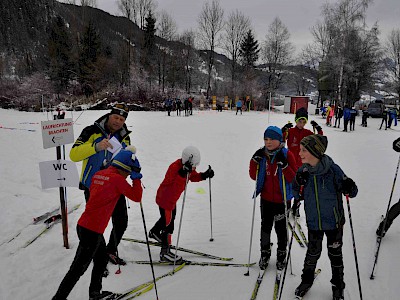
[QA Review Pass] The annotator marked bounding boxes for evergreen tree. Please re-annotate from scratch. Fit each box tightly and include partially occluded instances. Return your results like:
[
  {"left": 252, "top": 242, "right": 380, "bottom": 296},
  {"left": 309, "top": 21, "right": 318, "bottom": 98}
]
[
  {"left": 48, "top": 16, "right": 74, "bottom": 94},
  {"left": 78, "top": 20, "right": 102, "bottom": 97},
  {"left": 239, "top": 30, "right": 260, "bottom": 68},
  {"left": 142, "top": 10, "right": 156, "bottom": 83}
]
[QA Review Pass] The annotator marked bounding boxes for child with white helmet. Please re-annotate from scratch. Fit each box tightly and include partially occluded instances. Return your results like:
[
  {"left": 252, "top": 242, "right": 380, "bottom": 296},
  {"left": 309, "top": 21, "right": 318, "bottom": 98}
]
[{"left": 149, "top": 146, "right": 214, "bottom": 262}]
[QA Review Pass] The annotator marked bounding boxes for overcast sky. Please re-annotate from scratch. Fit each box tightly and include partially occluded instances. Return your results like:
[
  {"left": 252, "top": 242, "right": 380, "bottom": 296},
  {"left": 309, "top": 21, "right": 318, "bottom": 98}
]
[{"left": 95, "top": 0, "right": 399, "bottom": 55}]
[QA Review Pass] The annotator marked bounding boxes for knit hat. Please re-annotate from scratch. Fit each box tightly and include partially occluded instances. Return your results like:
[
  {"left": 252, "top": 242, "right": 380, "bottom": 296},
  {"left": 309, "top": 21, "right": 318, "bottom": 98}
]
[
  {"left": 111, "top": 103, "right": 129, "bottom": 119},
  {"left": 295, "top": 107, "right": 308, "bottom": 123},
  {"left": 182, "top": 146, "right": 201, "bottom": 167},
  {"left": 111, "top": 146, "right": 140, "bottom": 173},
  {"left": 264, "top": 126, "right": 283, "bottom": 142},
  {"left": 300, "top": 134, "right": 328, "bottom": 159}
]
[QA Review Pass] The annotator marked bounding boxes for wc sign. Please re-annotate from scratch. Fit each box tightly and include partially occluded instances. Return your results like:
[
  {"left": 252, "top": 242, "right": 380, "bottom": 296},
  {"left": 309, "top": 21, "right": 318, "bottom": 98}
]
[{"left": 39, "top": 160, "right": 79, "bottom": 189}]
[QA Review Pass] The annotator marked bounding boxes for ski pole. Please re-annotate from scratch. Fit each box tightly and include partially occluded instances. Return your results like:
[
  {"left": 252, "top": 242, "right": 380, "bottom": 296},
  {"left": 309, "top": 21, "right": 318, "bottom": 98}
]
[
  {"left": 278, "top": 204, "right": 299, "bottom": 300},
  {"left": 345, "top": 194, "right": 363, "bottom": 300},
  {"left": 244, "top": 164, "right": 259, "bottom": 276},
  {"left": 281, "top": 174, "right": 292, "bottom": 276},
  {"left": 173, "top": 158, "right": 192, "bottom": 272},
  {"left": 370, "top": 154, "right": 400, "bottom": 279},
  {"left": 139, "top": 201, "right": 159, "bottom": 299},
  {"left": 208, "top": 165, "right": 214, "bottom": 242}
]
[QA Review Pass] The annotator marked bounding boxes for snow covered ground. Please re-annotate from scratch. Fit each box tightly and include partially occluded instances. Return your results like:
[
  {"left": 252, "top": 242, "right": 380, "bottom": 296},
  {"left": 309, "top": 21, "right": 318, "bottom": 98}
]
[{"left": 1, "top": 107, "right": 400, "bottom": 300}]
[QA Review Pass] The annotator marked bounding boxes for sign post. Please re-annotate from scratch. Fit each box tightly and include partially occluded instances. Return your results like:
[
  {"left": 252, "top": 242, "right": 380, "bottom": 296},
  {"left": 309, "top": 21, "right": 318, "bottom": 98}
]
[{"left": 40, "top": 118, "right": 76, "bottom": 248}]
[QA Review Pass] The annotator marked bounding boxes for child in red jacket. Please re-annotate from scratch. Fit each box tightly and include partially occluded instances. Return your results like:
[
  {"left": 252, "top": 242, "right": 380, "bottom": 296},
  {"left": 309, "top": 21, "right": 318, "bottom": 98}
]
[
  {"left": 149, "top": 146, "right": 214, "bottom": 262},
  {"left": 52, "top": 146, "right": 143, "bottom": 300},
  {"left": 249, "top": 126, "right": 297, "bottom": 270}
]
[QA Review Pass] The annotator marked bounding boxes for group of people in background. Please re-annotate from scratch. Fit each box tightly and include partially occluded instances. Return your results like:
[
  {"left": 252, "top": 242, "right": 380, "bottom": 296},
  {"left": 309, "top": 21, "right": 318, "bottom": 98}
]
[
  {"left": 322, "top": 101, "right": 400, "bottom": 131},
  {"left": 164, "top": 96, "right": 193, "bottom": 117}
]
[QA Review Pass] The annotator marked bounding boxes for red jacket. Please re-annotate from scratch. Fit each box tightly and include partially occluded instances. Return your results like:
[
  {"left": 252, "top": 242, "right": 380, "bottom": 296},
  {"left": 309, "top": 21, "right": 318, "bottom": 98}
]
[
  {"left": 156, "top": 159, "right": 203, "bottom": 210},
  {"left": 78, "top": 166, "right": 142, "bottom": 234},
  {"left": 284, "top": 126, "right": 323, "bottom": 169},
  {"left": 249, "top": 150, "right": 296, "bottom": 203}
]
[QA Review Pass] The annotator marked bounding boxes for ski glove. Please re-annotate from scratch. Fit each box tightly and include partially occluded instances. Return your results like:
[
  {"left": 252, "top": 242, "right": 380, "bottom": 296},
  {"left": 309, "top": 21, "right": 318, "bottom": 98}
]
[
  {"left": 310, "top": 120, "right": 322, "bottom": 132},
  {"left": 201, "top": 167, "right": 215, "bottom": 180},
  {"left": 130, "top": 158, "right": 142, "bottom": 180},
  {"left": 281, "top": 122, "right": 293, "bottom": 132},
  {"left": 178, "top": 161, "right": 193, "bottom": 177},
  {"left": 295, "top": 170, "right": 309, "bottom": 186},
  {"left": 252, "top": 148, "right": 265, "bottom": 163},
  {"left": 275, "top": 150, "right": 288, "bottom": 169},
  {"left": 342, "top": 177, "right": 356, "bottom": 195}
]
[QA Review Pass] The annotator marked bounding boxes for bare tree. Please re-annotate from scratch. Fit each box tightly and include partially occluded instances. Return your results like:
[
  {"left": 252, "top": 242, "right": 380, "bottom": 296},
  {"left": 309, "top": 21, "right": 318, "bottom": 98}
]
[
  {"left": 117, "top": 0, "right": 138, "bottom": 87},
  {"left": 197, "top": 0, "right": 224, "bottom": 99},
  {"left": 223, "top": 10, "right": 250, "bottom": 97},
  {"left": 137, "top": 0, "right": 157, "bottom": 30},
  {"left": 179, "top": 30, "right": 197, "bottom": 93},
  {"left": 156, "top": 10, "right": 177, "bottom": 92},
  {"left": 319, "top": 0, "right": 372, "bottom": 103},
  {"left": 261, "top": 17, "right": 294, "bottom": 95},
  {"left": 385, "top": 29, "right": 400, "bottom": 100}
]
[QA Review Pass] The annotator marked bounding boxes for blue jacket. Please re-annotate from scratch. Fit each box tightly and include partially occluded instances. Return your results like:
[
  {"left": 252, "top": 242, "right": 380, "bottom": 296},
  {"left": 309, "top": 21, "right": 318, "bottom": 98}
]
[
  {"left": 343, "top": 108, "right": 351, "bottom": 121},
  {"left": 255, "top": 148, "right": 293, "bottom": 201},
  {"left": 293, "top": 155, "right": 358, "bottom": 230}
]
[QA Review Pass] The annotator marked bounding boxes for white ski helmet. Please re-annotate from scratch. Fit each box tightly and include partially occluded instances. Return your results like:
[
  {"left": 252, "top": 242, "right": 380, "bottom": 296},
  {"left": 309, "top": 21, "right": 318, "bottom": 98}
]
[{"left": 181, "top": 146, "right": 201, "bottom": 167}]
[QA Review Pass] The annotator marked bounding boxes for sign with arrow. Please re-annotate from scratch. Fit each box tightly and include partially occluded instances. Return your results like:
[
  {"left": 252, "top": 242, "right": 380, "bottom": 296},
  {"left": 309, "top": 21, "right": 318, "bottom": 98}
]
[
  {"left": 41, "top": 118, "right": 74, "bottom": 149},
  {"left": 39, "top": 160, "right": 79, "bottom": 189}
]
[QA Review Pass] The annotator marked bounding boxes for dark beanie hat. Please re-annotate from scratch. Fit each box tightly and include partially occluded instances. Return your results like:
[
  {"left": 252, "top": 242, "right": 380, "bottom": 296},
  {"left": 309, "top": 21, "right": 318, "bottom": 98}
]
[
  {"left": 295, "top": 107, "right": 308, "bottom": 122},
  {"left": 264, "top": 126, "right": 283, "bottom": 142},
  {"left": 111, "top": 103, "right": 129, "bottom": 119},
  {"left": 300, "top": 134, "right": 328, "bottom": 159}
]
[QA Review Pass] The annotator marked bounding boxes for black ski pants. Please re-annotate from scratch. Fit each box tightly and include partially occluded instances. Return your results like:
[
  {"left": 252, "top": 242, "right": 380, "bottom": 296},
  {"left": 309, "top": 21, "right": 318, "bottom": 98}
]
[
  {"left": 151, "top": 207, "right": 177, "bottom": 249},
  {"left": 260, "top": 200, "right": 288, "bottom": 252},
  {"left": 84, "top": 187, "right": 128, "bottom": 255},
  {"left": 52, "top": 225, "right": 108, "bottom": 299},
  {"left": 301, "top": 228, "right": 345, "bottom": 289}
]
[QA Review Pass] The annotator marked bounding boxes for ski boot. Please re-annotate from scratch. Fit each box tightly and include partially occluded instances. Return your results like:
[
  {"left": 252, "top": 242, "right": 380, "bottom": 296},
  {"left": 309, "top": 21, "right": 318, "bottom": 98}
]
[
  {"left": 258, "top": 249, "right": 271, "bottom": 270},
  {"left": 294, "top": 281, "right": 313, "bottom": 298},
  {"left": 376, "top": 219, "right": 391, "bottom": 238},
  {"left": 89, "top": 290, "right": 113, "bottom": 300},
  {"left": 332, "top": 284, "right": 344, "bottom": 300},
  {"left": 276, "top": 249, "right": 286, "bottom": 270},
  {"left": 149, "top": 229, "right": 162, "bottom": 242},
  {"left": 160, "top": 246, "right": 182, "bottom": 262}
]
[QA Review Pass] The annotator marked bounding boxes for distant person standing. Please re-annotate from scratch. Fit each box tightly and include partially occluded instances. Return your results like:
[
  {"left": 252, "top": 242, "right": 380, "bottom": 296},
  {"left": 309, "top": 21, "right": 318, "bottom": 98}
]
[
  {"left": 342, "top": 105, "right": 351, "bottom": 132},
  {"left": 349, "top": 107, "right": 357, "bottom": 131},
  {"left": 379, "top": 108, "right": 389, "bottom": 130},
  {"left": 361, "top": 107, "right": 369, "bottom": 127},
  {"left": 175, "top": 98, "right": 182, "bottom": 116},
  {"left": 334, "top": 104, "right": 343, "bottom": 128},
  {"left": 236, "top": 99, "right": 243, "bottom": 115}
]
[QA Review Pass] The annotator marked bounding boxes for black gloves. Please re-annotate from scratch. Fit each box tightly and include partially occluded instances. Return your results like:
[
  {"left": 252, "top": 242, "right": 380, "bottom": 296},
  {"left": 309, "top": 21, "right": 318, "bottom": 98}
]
[
  {"left": 342, "top": 177, "right": 356, "bottom": 195},
  {"left": 295, "top": 170, "right": 309, "bottom": 186},
  {"left": 310, "top": 120, "right": 322, "bottom": 132},
  {"left": 275, "top": 150, "right": 288, "bottom": 169},
  {"left": 178, "top": 160, "right": 193, "bottom": 177},
  {"left": 201, "top": 166, "right": 215, "bottom": 180},
  {"left": 252, "top": 148, "right": 265, "bottom": 163},
  {"left": 281, "top": 122, "right": 293, "bottom": 132}
]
